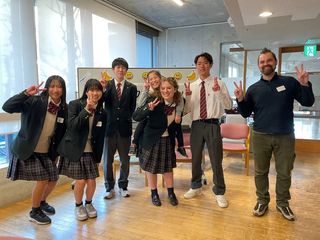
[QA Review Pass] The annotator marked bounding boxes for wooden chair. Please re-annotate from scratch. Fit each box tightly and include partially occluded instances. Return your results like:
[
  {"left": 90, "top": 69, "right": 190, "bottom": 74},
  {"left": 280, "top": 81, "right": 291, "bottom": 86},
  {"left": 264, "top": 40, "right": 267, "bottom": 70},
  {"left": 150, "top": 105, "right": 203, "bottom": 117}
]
[{"left": 220, "top": 123, "right": 250, "bottom": 175}]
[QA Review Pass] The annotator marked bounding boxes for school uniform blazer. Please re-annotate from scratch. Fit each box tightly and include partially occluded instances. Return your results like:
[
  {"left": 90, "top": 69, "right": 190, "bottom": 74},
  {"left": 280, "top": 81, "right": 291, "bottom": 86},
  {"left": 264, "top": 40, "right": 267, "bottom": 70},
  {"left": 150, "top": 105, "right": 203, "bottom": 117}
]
[
  {"left": 58, "top": 99, "right": 106, "bottom": 163},
  {"left": 2, "top": 92, "right": 68, "bottom": 161},
  {"left": 132, "top": 98, "right": 177, "bottom": 150},
  {"left": 103, "top": 79, "right": 137, "bottom": 137}
]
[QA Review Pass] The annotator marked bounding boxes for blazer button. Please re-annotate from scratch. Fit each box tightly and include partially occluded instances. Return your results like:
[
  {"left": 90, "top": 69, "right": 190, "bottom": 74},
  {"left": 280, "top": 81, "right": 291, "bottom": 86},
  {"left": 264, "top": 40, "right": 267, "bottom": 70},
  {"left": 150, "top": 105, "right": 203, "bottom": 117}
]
[
  {"left": 117, "top": 118, "right": 119, "bottom": 120},
  {"left": 117, "top": 107, "right": 120, "bottom": 110}
]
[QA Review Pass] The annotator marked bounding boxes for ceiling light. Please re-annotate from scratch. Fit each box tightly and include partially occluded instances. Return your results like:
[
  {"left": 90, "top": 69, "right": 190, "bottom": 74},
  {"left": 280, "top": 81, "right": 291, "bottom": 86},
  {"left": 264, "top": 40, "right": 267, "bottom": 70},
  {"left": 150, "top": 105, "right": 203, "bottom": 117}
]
[
  {"left": 259, "top": 11, "right": 272, "bottom": 17},
  {"left": 172, "top": 0, "right": 184, "bottom": 7}
]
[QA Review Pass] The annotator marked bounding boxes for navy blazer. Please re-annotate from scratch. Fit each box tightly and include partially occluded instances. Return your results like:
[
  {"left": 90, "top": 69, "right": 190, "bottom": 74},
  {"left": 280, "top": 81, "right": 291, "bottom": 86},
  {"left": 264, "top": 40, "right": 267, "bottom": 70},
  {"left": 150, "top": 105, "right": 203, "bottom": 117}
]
[
  {"left": 132, "top": 98, "right": 177, "bottom": 150},
  {"left": 58, "top": 99, "right": 107, "bottom": 163},
  {"left": 2, "top": 92, "right": 68, "bottom": 161},
  {"left": 103, "top": 79, "right": 137, "bottom": 137}
]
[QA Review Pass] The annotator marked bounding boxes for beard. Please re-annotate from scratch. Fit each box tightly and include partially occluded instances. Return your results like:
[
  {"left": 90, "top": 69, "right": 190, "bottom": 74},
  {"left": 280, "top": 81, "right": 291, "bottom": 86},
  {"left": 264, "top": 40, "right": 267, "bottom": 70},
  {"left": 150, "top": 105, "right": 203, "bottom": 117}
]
[{"left": 261, "top": 65, "right": 276, "bottom": 76}]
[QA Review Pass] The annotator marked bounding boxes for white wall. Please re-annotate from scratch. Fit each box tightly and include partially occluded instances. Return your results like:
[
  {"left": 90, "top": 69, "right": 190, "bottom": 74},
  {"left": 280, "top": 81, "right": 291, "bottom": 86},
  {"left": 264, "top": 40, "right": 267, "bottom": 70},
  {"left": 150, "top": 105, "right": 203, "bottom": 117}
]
[{"left": 158, "top": 23, "right": 239, "bottom": 75}]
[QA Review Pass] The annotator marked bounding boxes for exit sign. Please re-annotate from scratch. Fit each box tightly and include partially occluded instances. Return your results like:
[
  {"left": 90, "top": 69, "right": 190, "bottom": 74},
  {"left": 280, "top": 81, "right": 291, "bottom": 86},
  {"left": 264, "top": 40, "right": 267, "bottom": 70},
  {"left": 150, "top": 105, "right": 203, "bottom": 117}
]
[{"left": 304, "top": 45, "right": 317, "bottom": 57}]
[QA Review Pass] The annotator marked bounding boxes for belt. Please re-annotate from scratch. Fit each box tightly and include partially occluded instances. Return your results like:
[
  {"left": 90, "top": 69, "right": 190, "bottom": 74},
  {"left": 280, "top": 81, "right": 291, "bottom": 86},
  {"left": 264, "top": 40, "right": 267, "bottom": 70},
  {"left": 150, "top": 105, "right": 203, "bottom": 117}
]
[{"left": 193, "top": 118, "right": 219, "bottom": 124}]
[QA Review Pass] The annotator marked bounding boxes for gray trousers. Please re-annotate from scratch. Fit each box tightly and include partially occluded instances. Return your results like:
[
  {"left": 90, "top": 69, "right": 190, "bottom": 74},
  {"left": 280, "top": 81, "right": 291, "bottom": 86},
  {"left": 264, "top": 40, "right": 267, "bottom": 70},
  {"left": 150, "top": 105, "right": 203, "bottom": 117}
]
[
  {"left": 252, "top": 131, "right": 295, "bottom": 207},
  {"left": 190, "top": 121, "right": 226, "bottom": 195},
  {"left": 103, "top": 132, "right": 131, "bottom": 190}
]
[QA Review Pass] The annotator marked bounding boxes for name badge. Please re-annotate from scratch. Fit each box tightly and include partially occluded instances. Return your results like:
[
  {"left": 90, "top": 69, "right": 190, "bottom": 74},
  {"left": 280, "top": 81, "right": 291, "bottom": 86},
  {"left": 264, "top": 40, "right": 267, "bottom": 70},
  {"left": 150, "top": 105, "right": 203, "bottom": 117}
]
[
  {"left": 96, "top": 121, "right": 102, "bottom": 127},
  {"left": 57, "top": 117, "right": 64, "bottom": 123},
  {"left": 276, "top": 85, "right": 286, "bottom": 92}
]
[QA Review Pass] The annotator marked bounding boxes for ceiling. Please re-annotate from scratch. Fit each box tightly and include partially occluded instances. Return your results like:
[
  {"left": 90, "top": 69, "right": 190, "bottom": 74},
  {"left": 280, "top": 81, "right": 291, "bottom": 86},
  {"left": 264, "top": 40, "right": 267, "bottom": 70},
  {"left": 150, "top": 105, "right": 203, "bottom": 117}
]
[
  {"left": 101, "top": 0, "right": 320, "bottom": 49},
  {"left": 102, "top": 0, "right": 229, "bottom": 29}
]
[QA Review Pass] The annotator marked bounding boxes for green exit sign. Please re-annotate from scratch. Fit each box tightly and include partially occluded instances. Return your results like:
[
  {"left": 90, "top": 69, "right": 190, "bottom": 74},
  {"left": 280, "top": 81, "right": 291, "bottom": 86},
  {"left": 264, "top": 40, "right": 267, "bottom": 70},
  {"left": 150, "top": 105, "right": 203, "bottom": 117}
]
[{"left": 304, "top": 45, "right": 317, "bottom": 57}]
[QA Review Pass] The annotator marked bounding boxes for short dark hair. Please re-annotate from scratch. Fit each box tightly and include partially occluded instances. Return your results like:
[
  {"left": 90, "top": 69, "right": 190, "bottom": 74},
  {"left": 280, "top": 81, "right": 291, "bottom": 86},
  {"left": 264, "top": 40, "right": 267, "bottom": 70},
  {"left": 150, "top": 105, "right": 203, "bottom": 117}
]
[
  {"left": 112, "top": 58, "right": 129, "bottom": 69},
  {"left": 194, "top": 52, "right": 213, "bottom": 65},
  {"left": 257, "top": 48, "right": 277, "bottom": 64}
]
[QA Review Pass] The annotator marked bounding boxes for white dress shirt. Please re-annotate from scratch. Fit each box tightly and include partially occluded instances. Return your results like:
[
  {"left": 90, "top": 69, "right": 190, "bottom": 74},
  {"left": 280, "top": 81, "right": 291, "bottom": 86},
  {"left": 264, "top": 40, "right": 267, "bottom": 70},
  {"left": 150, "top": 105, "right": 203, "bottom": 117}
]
[
  {"left": 185, "top": 76, "right": 232, "bottom": 121},
  {"left": 114, "top": 79, "right": 126, "bottom": 94}
]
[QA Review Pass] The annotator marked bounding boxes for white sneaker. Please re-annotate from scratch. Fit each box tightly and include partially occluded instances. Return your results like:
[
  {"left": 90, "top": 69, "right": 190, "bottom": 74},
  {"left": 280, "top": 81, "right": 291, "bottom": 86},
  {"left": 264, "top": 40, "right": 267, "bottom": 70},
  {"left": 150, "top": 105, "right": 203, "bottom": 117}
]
[
  {"left": 215, "top": 194, "right": 228, "bottom": 208},
  {"left": 183, "top": 188, "right": 202, "bottom": 199},
  {"left": 75, "top": 205, "right": 88, "bottom": 221},
  {"left": 119, "top": 188, "right": 130, "bottom": 197},
  {"left": 85, "top": 203, "right": 97, "bottom": 218},
  {"left": 104, "top": 189, "right": 115, "bottom": 199}
]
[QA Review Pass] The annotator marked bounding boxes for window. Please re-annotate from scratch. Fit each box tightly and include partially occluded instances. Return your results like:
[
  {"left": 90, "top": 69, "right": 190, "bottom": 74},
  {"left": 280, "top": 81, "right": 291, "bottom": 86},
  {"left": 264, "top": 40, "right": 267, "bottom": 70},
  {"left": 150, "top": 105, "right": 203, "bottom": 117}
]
[
  {"left": 220, "top": 43, "right": 244, "bottom": 97},
  {"left": 136, "top": 21, "right": 158, "bottom": 67},
  {"left": 0, "top": 0, "right": 38, "bottom": 112},
  {"left": 0, "top": 0, "right": 137, "bottom": 167}
]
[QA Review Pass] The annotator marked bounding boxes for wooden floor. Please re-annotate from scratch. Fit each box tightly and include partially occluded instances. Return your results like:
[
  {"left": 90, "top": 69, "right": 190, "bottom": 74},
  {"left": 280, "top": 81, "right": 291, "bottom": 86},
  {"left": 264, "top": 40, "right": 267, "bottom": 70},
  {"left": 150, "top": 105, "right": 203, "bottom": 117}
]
[{"left": 0, "top": 152, "right": 319, "bottom": 240}]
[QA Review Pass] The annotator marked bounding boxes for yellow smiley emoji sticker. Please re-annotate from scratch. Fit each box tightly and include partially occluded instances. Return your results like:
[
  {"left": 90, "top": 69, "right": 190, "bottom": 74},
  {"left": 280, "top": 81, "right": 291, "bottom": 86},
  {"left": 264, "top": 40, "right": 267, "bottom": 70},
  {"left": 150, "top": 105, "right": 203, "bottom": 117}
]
[
  {"left": 125, "top": 71, "right": 134, "bottom": 80},
  {"left": 142, "top": 71, "right": 148, "bottom": 79},
  {"left": 174, "top": 72, "right": 182, "bottom": 81}
]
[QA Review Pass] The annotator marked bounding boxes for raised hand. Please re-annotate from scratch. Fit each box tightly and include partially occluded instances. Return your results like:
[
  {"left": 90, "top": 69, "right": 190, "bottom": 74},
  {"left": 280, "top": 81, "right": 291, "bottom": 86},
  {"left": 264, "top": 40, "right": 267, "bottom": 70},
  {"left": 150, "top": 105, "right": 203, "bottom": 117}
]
[
  {"left": 86, "top": 94, "right": 96, "bottom": 111},
  {"left": 295, "top": 64, "right": 309, "bottom": 86},
  {"left": 99, "top": 79, "right": 108, "bottom": 91},
  {"left": 148, "top": 97, "right": 160, "bottom": 110},
  {"left": 233, "top": 81, "right": 244, "bottom": 102},
  {"left": 184, "top": 82, "right": 192, "bottom": 96},
  {"left": 212, "top": 76, "right": 220, "bottom": 92},
  {"left": 25, "top": 81, "right": 46, "bottom": 96}
]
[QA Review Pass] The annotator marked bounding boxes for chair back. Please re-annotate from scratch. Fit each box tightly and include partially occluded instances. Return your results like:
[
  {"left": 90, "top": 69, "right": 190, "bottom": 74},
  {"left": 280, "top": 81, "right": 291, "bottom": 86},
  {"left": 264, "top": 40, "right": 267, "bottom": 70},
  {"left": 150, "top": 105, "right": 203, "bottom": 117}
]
[{"left": 220, "top": 123, "right": 249, "bottom": 139}]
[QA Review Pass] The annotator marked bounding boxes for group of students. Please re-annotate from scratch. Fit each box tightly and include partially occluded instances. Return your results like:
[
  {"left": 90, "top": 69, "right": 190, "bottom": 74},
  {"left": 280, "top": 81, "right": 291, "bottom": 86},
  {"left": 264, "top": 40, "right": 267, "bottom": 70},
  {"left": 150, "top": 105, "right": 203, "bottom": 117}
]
[
  {"left": 2, "top": 57, "right": 190, "bottom": 225},
  {"left": 3, "top": 48, "right": 315, "bottom": 226}
]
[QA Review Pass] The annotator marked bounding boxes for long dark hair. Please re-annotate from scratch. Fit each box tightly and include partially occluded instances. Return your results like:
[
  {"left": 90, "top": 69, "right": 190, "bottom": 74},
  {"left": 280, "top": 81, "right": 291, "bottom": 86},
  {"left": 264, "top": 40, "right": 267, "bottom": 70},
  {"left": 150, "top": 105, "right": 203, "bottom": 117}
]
[
  {"left": 160, "top": 77, "right": 181, "bottom": 105},
  {"left": 81, "top": 78, "right": 104, "bottom": 108},
  {"left": 41, "top": 75, "right": 67, "bottom": 107}
]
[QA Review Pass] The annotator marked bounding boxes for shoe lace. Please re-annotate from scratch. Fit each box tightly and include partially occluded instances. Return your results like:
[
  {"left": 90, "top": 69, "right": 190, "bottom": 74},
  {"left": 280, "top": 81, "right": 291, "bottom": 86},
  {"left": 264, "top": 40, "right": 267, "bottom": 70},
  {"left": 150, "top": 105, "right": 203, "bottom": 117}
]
[{"left": 37, "top": 209, "right": 47, "bottom": 218}]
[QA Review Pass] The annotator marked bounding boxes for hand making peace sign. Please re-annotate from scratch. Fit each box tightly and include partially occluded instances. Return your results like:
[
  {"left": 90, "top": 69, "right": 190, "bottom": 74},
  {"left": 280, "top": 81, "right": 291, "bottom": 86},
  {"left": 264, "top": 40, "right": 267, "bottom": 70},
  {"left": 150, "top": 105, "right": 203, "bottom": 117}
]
[
  {"left": 233, "top": 80, "right": 244, "bottom": 102},
  {"left": 148, "top": 98, "right": 160, "bottom": 111},
  {"left": 212, "top": 76, "right": 220, "bottom": 92},
  {"left": 295, "top": 64, "right": 309, "bottom": 86},
  {"left": 25, "top": 81, "right": 46, "bottom": 96}
]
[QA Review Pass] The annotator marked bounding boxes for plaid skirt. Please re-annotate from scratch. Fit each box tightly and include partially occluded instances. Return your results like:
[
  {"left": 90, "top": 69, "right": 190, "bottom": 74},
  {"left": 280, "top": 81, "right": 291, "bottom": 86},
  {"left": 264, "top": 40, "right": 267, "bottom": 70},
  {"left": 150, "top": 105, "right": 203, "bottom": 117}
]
[
  {"left": 7, "top": 153, "right": 58, "bottom": 181},
  {"left": 58, "top": 153, "right": 99, "bottom": 180},
  {"left": 139, "top": 136, "right": 176, "bottom": 174}
]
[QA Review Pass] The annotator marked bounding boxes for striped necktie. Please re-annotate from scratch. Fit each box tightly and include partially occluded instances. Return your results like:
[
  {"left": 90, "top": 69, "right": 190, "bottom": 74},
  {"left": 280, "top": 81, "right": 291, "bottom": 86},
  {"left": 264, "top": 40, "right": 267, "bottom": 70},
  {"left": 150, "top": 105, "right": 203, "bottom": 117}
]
[
  {"left": 117, "top": 82, "right": 122, "bottom": 100},
  {"left": 200, "top": 81, "right": 207, "bottom": 119}
]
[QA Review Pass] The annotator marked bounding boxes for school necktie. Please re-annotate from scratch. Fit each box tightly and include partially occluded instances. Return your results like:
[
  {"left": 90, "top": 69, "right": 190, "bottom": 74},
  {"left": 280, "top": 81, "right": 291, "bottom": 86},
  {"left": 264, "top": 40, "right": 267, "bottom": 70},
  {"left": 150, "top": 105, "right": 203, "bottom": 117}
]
[
  {"left": 88, "top": 108, "right": 96, "bottom": 117},
  {"left": 47, "top": 101, "right": 59, "bottom": 115},
  {"left": 117, "top": 82, "right": 122, "bottom": 100},
  {"left": 164, "top": 105, "right": 175, "bottom": 116},
  {"left": 200, "top": 81, "right": 207, "bottom": 119}
]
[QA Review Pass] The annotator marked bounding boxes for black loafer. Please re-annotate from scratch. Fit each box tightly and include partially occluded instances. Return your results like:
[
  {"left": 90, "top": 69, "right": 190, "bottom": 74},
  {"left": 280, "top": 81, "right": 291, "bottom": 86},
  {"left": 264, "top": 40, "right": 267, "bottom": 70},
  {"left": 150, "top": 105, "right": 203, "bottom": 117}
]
[
  {"left": 152, "top": 194, "right": 161, "bottom": 206},
  {"left": 168, "top": 193, "right": 179, "bottom": 206},
  {"left": 177, "top": 147, "right": 188, "bottom": 157}
]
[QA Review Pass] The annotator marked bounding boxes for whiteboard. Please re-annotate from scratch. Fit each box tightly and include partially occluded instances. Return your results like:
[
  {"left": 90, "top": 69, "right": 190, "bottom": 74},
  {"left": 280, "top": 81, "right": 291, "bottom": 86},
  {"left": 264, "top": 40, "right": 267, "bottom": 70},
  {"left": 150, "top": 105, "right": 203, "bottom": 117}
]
[{"left": 77, "top": 67, "right": 198, "bottom": 98}]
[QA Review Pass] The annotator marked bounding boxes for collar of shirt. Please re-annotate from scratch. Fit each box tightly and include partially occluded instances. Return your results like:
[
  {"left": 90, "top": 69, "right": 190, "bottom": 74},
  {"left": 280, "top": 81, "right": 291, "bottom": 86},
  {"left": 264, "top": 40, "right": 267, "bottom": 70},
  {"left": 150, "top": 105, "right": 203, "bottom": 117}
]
[
  {"left": 260, "top": 72, "right": 278, "bottom": 82},
  {"left": 114, "top": 79, "right": 126, "bottom": 92},
  {"left": 164, "top": 100, "right": 176, "bottom": 107},
  {"left": 48, "top": 96, "right": 61, "bottom": 108},
  {"left": 195, "top": 75, "right": 212, "bottom": 86}
]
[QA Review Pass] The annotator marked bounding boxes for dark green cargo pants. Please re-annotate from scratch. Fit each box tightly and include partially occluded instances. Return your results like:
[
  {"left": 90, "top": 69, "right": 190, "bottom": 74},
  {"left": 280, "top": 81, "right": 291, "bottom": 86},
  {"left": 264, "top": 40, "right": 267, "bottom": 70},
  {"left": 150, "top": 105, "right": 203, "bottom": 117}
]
[{"left": 252, "top": 131, "right": 295, "bottom": 207}]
